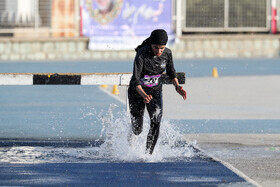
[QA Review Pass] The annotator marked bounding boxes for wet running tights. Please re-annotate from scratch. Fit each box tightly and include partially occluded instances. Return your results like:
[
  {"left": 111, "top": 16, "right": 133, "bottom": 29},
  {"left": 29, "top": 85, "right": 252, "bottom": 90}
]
[{"left": 128, "top": 87, "right": 163, "bottom": 154}]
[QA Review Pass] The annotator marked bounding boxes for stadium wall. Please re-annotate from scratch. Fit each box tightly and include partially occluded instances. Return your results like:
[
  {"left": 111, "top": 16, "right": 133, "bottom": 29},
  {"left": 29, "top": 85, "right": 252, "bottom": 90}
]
[{"left": 0, "top": 35, "right": 279, "bottom": 61}]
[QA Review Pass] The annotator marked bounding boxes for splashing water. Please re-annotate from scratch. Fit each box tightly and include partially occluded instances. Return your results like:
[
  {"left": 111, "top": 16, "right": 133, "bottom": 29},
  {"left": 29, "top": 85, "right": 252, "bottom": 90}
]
[
  {"left": 97, "top": 104, "right": 195, "bottom": 162},
  {"left": 0, "top": 104, "right": 196, "bottom": 164}
]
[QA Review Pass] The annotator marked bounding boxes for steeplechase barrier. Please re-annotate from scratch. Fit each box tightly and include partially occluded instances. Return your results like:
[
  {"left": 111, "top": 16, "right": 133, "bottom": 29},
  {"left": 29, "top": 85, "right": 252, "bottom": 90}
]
[
  {"left": 0, "top": 72, "right": 185, "bottom": 112},
  {"left": 0, "top": 72, "right": 185, "bottom": 86}
]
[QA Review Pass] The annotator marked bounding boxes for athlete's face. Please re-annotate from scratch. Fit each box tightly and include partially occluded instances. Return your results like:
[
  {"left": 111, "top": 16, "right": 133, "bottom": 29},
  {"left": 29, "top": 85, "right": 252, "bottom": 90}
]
[{"left": 151, "top": 44, "right": 165, "bottom": 57}]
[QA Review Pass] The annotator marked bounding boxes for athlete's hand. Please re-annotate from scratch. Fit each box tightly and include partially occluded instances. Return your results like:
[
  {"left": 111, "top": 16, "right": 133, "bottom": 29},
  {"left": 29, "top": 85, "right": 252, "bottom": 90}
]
[
  {"left": 136, "top": 85, "right": 152, "bottom": 103},
  {"left": 143, "top": 94, "right": 153, "bottom": 103},
  {"left": 176, "top": 86, "right": 187, "bottom": 100}
]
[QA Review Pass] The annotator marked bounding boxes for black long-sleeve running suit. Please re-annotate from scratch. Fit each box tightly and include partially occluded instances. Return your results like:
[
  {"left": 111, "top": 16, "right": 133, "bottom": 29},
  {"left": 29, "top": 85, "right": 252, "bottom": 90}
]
[{"left": 128, "top": 45, "right": 176, "bottom": 154}]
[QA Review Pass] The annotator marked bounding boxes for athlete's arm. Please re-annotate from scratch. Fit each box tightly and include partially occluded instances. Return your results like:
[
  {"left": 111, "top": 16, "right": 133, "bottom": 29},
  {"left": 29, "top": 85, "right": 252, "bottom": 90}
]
[
  {"left": 136, "top": 85, "right": 153, "bottom": 103},
  {"left": 172, "top": 78, "right": 187, "bottom": 100}
]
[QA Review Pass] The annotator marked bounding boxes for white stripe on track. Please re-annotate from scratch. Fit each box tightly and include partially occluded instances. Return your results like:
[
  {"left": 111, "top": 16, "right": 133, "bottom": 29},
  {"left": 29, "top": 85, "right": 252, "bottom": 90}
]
[
  {"left": 193, "top": 144, "right": 262, "bottom": 187},
  {"left": 98, "top": 86, "right": 126, "bottom": 105}
]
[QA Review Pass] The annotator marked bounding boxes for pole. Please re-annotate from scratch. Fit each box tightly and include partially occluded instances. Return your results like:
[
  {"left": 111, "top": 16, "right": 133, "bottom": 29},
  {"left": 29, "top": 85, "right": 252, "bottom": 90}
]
[
  {"left": 176, "top": 0, "right": 182, "bottom": 38},
  {"left": 224, "top": 0, "right": 229, "bottom": 30},
  {"left": 79, "top": 0, "right": 83, "bottom": 36},
  {"left": 271, "top": 0, "right": 277, "bottom": 34}
]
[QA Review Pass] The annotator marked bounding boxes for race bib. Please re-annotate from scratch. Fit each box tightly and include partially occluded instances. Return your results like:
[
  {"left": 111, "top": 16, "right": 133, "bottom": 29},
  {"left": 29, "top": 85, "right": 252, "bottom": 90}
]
[{"left": 141, "top": 74, "right": 161, "bottom": 87}]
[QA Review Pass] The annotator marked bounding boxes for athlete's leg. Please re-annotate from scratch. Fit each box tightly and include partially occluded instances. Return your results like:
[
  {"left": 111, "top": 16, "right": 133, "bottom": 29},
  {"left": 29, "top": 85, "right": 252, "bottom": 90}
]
[
  {"left": 130, "top": 100, "right": 145, "bottom": 135},
  {"left": 128, "top": 87, "right": 145, "bottom": 135},
  {"left": 145, "top": 89, "right": 163, "bottom": 154}
]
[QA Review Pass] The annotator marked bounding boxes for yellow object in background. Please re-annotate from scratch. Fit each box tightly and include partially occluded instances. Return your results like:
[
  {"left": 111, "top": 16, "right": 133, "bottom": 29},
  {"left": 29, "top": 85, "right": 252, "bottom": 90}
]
[
  {"left": 112, "top": 85, "right": 120, "bottom": 95},
  {"left": 212, "top": 67, "right": 219, "bottom": 78}
]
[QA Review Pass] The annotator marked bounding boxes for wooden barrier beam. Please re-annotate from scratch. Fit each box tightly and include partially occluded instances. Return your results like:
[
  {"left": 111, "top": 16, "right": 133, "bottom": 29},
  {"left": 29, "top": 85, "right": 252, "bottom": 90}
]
[{"left": 0, "top": 72, "right": 185, "bottom": 86}]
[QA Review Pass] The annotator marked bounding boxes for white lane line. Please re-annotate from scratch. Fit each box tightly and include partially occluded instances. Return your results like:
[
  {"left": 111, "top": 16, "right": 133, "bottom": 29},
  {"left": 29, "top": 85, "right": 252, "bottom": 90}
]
[
  {"left": 193, "top": 144, "right": 262, "bottom": 187},
  {"left": 98, "top": 86, "right": 126, "bottom": 105}
]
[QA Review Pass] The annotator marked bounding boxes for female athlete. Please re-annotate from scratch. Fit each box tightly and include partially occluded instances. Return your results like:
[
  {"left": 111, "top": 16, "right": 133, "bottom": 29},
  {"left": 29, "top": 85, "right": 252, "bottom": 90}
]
[{"left": 128, "top": 29, "right": 187, "bottom": 154}]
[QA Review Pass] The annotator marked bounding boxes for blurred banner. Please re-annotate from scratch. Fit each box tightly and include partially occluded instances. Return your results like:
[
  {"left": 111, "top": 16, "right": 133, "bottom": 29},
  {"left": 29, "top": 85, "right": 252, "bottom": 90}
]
[
  {"left": 81, "top": 0, "right": 173, "bottom": 50},
  {"left": 52, "top": 0, "right": 75, "bottom": 37}
]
